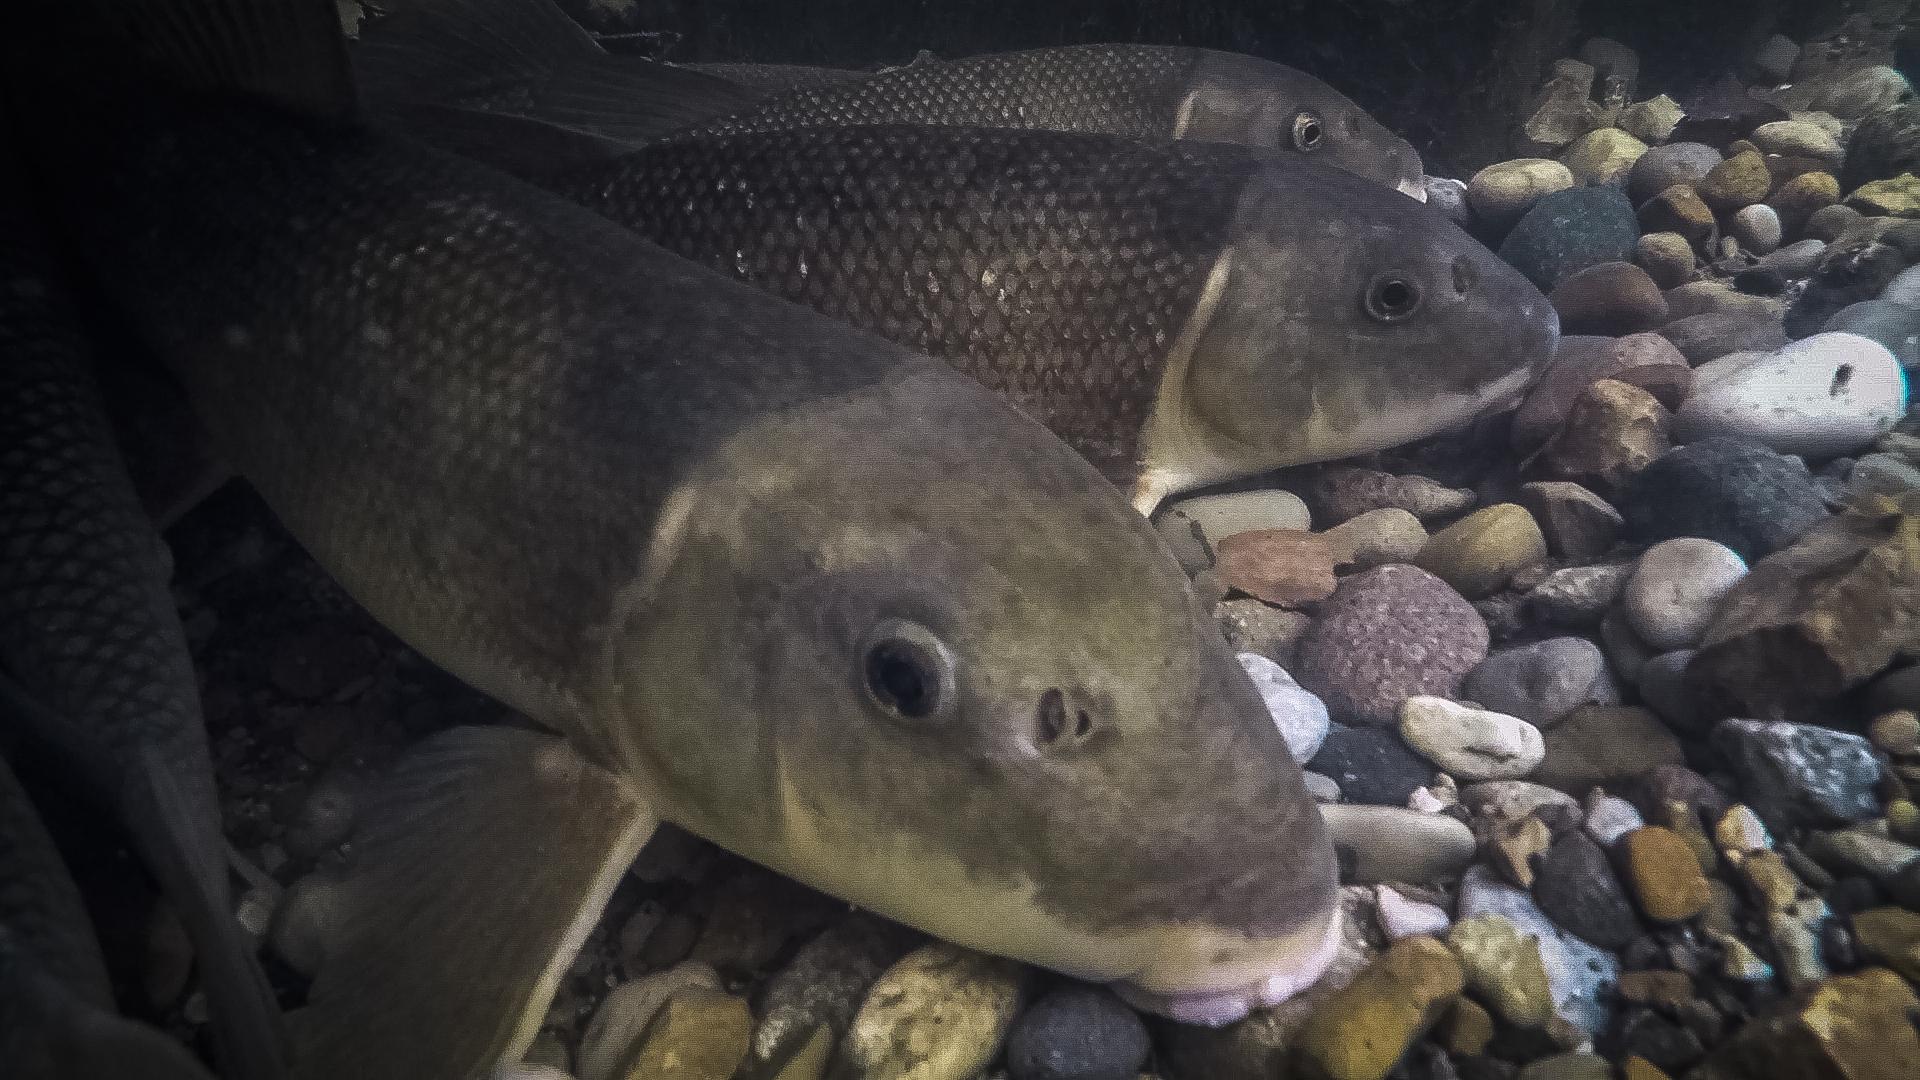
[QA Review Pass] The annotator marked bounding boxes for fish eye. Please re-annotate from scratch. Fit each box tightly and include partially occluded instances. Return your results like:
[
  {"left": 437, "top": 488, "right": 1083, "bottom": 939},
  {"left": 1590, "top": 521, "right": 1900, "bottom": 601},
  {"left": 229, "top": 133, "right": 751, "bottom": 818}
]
[
  {"left": 1291, "top": 110, "right": 1325, "bottom": 151},
  {"left": 1364, "top": 272, "right": 1423, "bottom": 322},
  {"left": 859, "top": 618, "right": 957, "bottom": 722}
]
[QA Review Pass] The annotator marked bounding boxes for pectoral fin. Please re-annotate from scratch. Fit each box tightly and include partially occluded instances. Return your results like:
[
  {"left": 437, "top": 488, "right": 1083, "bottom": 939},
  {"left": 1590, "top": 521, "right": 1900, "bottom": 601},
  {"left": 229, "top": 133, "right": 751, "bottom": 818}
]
[{"left": 290, "top": 726, "right": 657, "bottom": 1080}]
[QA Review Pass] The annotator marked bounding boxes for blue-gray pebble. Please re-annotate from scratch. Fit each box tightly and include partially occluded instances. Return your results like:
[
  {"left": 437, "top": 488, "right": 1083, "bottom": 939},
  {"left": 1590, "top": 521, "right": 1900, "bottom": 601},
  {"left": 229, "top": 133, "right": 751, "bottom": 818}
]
[
  {"left": 1619, "top": 439, "right": 1830, "bottom": 560},
  {"left": 1006, "top": 985, "right": 1151, "bottom": 1080},
  {"left": 1497, "top": 186, "right": 1641, "bottom": 292},
  {"left": 1825, "top": 299, "right": 1920, "bottom": 365},
  {"left": 1307, "top": 725, "right": 1432, "bottom": 806}
]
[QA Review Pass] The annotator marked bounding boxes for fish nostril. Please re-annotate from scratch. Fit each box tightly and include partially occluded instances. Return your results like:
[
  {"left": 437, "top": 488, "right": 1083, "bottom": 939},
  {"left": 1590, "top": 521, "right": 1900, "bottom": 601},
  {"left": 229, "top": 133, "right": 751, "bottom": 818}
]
[
  {"left": 1452, "top": 258, "right": 1474, "bottom": 296},
  {"left": 1035, "top": 688, "right": 1097, "bottom": 748}
]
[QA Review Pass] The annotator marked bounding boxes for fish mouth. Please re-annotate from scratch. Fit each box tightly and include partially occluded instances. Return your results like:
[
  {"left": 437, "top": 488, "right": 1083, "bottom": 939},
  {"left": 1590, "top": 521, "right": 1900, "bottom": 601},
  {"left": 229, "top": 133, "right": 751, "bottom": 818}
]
[{"left": 1106, "top": 902, "right": 1344, "bottom": 1026}]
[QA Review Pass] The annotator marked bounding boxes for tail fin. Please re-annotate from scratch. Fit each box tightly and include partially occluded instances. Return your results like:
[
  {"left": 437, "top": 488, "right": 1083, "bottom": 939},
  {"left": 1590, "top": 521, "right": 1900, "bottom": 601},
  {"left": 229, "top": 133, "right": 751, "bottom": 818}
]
[
  {"left": 353, "top": 0, "right": 761, "bottom": 145},
  {"left": 291, "top": 726, "right": 657, "bottom": 1080}
]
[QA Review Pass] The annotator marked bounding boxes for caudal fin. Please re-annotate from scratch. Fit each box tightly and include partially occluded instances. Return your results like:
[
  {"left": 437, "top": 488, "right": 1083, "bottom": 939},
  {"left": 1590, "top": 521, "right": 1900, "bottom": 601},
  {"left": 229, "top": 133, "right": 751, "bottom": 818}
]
[{"left": 291, "top": 726, "right": 657, "bottom": 1080}]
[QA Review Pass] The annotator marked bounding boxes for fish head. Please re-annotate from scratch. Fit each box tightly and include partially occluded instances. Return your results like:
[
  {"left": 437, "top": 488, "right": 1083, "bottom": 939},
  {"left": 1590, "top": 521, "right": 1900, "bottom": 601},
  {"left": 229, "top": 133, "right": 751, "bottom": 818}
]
[
  {"left": 1180, "top": 50, "right": 1426, "bottom": 200},
  {"left": 605, "top": 360, "right": 1339, "bottom": 1024},
  {"left": 1152, "top": 165, "right": 1557, "bottom": 500}
]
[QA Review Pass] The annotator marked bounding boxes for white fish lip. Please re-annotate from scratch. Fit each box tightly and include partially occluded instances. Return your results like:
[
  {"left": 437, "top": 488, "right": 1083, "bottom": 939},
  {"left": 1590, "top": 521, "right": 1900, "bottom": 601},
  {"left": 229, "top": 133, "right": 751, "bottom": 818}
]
[{"left": 1107, "top": 903, "right": 1345, "bottom": 1027}]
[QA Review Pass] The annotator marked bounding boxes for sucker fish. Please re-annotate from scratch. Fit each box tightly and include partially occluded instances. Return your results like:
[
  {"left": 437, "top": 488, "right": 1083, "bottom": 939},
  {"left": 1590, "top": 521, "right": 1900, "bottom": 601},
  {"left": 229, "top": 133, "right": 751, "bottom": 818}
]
[
  {"left": 0, "top": 749, "right": 217, "bottom": 1080},
  {"left": 0, "top": 170, "right": 288, "bottom": 1079},
  {"left": 351, "top": 0, "right": 1429, "bottom": 196},
  {"left": 10, "top": 0, "right": 1339, "bottom": 1075},
  {"left": 548, "top": 123, "right": 1557, "bottom": 512}
]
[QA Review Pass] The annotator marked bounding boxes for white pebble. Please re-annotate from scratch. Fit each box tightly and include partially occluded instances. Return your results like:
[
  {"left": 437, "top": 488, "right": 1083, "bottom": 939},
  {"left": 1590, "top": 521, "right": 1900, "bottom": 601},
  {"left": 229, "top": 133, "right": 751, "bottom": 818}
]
[
  {"left": 1238, "top": 652, "right": 1329, "bottom": 764},
  {"left": 1584, "top": 793, "right": 1646, "bottom": 847},
  {"left": 1716, "top": 804, "right": 1774, "bottom": 859},
  {"left": 1622, "top": 538, "right": 1748, "bottom": 650},
  {"left": 1674, "top": 332, "right": 1908, "bottom": 459},
  {"left": 1374, "top": 885, "right": 1452, "bottom": 939},
  {"left": 1399, "top": 696, "right": 1546, "bottom": 780}
]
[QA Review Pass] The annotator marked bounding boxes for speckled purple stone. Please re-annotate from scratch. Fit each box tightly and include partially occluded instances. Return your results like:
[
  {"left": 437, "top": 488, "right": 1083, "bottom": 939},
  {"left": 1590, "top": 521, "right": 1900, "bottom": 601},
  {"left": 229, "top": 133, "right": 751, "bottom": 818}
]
[{"left": 1293, "top": 565, "right": 1491, "bottom": 726}]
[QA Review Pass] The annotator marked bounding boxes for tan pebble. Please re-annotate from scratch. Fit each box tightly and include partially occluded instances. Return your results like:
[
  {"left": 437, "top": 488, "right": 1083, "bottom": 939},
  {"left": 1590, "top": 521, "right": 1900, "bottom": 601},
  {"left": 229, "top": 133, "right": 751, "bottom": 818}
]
[
  {"left": 1622, "top": 1055, "right": 1673, "bottom": 1080},
  {"left": 1491, "top": 815, "right": 1554, "bottom": 888},
  {"left": 1414, "top": 504, "right": 1547, "bottom": 599},
  {"left": 1294, "top": 937, "right": 1465, "bottom": 1080},
  {"left": 1439, "top": 997, "right": 1495, "bottom": 1056},
  {"left": 1852, "top": 907, "right": 1920, "bottom": 983},
  {"left": 1742, "top": 850, "right": 1806, "bottom": 910},
  {"left": 1616, "top": 969, "right": 1694, "bottom": 1010},
  {"left": 1623, "top": 826, "right": 1714, "bottom": 922},
  {"left": 1871, "top": 710, "right": 1920, "bottom": 756}
]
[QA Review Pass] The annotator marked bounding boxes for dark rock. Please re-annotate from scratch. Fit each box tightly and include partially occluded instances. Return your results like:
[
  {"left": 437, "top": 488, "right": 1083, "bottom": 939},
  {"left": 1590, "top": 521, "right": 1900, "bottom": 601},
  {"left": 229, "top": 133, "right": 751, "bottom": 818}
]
[
  {"left": 1712, "top": 719, "right": 1883, "bottom": 829},
  {"left": 1616, "top": 1007, "right": 1706, "bottom": 1072},
  {"left": 1689, "top": 504, "right": 1920, "bottom": 720},
  {"left": 1825, "top": 299, "right": 1920, "bottom": 365},
  {"left": 1629, "top": 143, "right": 1723, "bottom": 206},
  {"left": 1758, "top": 238, "right": 1830, "bottom": 278},
  {"left": 1657, "top": 312, "right": 1789, "bottom": 363},
  {"left": 1005, "top": 984, "right": 1150, "bottom": 1080},
  {"left": 1306, "top": 725, "right": 1432, "bottom": 806},
  {"left": 1805, "top": 203, "right": 1863, "bottom": 243},
  {"left": 1672, "top": 77, "right": 1789, "bottom": 147},
  {"left": 1548, "top": 262, "right": 1670, "bottom": 336},
  {"left": 1498, "top": 186, "right": 1641, "bottom": 292},
  {"left": 1533, "top": 831, "right": 1642, "bottom": 948},
  {"left": 1293, "top": 565, "right": 1490, "bottom": 726},
  {"left": 1465, "top": 637, "right": 1620, "bottom": 728},
  {"left": 1618, "top": 439, "right": 1830, "bottom": 561},
  {"left": 1843, "top": 101, "right": 1920, "bottom": 193},
  {"left": 1785, "top": 239, "right": 1910, "bottom": 338},
  {"left": 1635, "top": 764, "right": 1732, "bottom": 826},
  {"left": 1535, "top": 705, "right": 1686, "bottom": 794},
  {"left": 1733, "top": 267, "right": 1787, "bottom": 296},
  {"left": 1890, "top": 857, "right": 1920, "bottom": 909},
  {"left": 1517, "top": 481, "right": 1623, "bottom": 562}
]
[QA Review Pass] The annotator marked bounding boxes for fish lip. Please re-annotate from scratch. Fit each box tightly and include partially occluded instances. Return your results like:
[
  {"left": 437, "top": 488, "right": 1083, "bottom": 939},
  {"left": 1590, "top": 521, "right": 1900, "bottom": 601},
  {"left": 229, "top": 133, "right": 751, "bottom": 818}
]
[{"left": 1106, "top": 903, "right": 1344, "bottom": 1027}]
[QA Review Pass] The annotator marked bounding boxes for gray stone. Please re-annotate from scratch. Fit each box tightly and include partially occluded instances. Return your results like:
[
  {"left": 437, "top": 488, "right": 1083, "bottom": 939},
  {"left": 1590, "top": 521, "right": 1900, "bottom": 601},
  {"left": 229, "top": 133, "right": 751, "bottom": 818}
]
[
  {"left": 1674, "top": 333, "right": 1908, "bottom": 459},
  {"left": 1712, "top": 719, "right": 1883, "bottom": 828},
  {"left": 1584, "top": 792, "right": 1646, "bottom": 846},
  {"left": 1629, "top": 143, "right": 1723, "bottom": 205},
  {"left": 1498, "top": 186, "right": 1642, "bottom": 292},
  {"left": 1464, "top": 637, "right": 1620, "bottom": 728},
  {"left": 1825, "top": 299, "right": 1920, "bottom": 365},
  {"left": 1238, "top": 652, "right": 1328, "bottom": 764},
  {"left": 1622, "top": 538, "right": 1749, "bottom": 650},
  {"left": 1527, "top": 563, "right": 1632, "bottom": 627},
  {"left": 1425, "top": 175, "right": 1471, "bottom": 228},
  {"left": 1637, "top": 649, "right": 1702, "bottom": 732},
  {"left": 1757, "top": 238, "right": 1829, "bottom": 278},
  {"left": 1749, "top": 34, "right": 1799, "bottom": 85},
  {"left": 1517, "top": 481, "right": 1624, "bottom": 562},
  {"left": 1618, "top": 439, "right": 1830, "bottom": 561},
  {"left": 747, "top": 913, "right": 919, "bottom": 1077},
  {"left": 1155, "top": 490, "right": 1311, "bottom": 569},
  {"left": 1732, "top": 203, "right": 1784, "bottom": 254},
  {"left": 1457, "top": 865, "right": 1620, "bottom": 1035},
  {"left": 1004, "top": 985, "right": 1149, "bottom": 1080},
  {"left": 1879, "top": 263, "right": 1920, "bottom": 307},
  {"left": 1320, "top": 804, "right": 1476, "bottom": 885},
  {"left": 1307, "top": 726, "right": 1433, "bottom": 806},
  {"left": 1532, "top": 831, "right": 1642, "bottom": 948},
  {"left": 1399, "top": 696, "right": 1545, "bottom": 780}
]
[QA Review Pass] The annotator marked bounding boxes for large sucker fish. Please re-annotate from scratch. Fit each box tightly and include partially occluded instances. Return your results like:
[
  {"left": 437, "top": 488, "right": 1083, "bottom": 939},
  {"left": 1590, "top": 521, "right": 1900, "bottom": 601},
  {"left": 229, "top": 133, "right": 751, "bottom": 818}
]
[
  {"left": 10, "top": 0, "right": 1340, "bottom": 1074},
  {"left": 0, "top": 169, "right": 287, "bottom": 1079},
  {"left": 0, "top": 749, "right": 217, "bottom": 1080},
  {"left": 548, "top": 123, "right": 1557, "bottom": 511},
  {"left": 350, "top": 0, "right": 1428, "bottom": 196}
]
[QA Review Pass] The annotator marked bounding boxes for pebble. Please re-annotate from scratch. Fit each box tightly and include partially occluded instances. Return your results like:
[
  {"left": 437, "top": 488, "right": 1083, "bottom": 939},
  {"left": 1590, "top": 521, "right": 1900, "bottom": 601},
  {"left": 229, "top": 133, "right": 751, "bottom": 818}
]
[
  {"left": 1848, "top": 174, "right": 1920, "bottom": 217},
  {"left": 1585, "top": 793, "right": 1646, "bottom": 846},
  {"left": 1548, "top": 262, "right": 1669, "bottom": 336},
  {"left": 1730, "top": 203, "right": 1783, "bottom": 254},
  {"left": 1769, "top": 171, "right": 1842, "bottom": 233},
  {"left": 577, "top": 963, "right": 726, "bottom": 1080},
  {"left": 1464, "top": 637, "right": 1619, "bottom": 729},
  {"left": 1635, "top": 650, "right": 1702, "bottom": 732},
  {"left": 1415, "top": 503, "right": 1548, "bottom": 599},
  {"left": 1622, "top": 538, "right": 1749, "bottom": 650},
  {"left": 1461, "top": 780, "right": 1581, "bottom": 822},
  {"left": 1621, "top": 826, "right": 1713, "bottom": 922},
  {"left": 1374, "top": 884, "right": 1451, "bottom": 940},
  {"left": 1844, "top": 99, "right": 1920, "bottom": 187},
  {"left": 1302, "top": 771, "right": 1342, "bottom": 802},
  {"left": 1456, "top": 865, "right": 1620, "bottom": 1035},
  {"left": 1637, "top": 184, "right": 1715, "bottom": 242},
  {"left": 1294, "top": 565, "right": 1489, "bottom": 726},
  {"left": 1825, "top": 299, "right": 1920, "bottom": 365},
  {"left": 1155, "top": 490, "right": 1312, "bottom": 569},
  {"left": 1620, "top": 95, "right": 1684, "bottom": 145},
  {"left": 747, "top": 914, "right": 918, "bottom": 1077},
  {"left": 1691, "top": 967, "right": 1920, "bottom": 1078},
  {"left": 1527, "top": 563, "right": 1631, "bottom": 627},
  {"left": 1447, "top": 915, "right": 1554, "bottom": 1027},
  {"left": 1658, "top": 312, "right": 1788, "bottom": 363},
  {"left": 1213, "top": 528, "right": 1340, "bottom": 606},
  {"left": 1518, "top": 1053, "right": 1612, "bottom": 1080},
  {"left": 1425, "top": 175, "right": 1471, "bottom": 227},
  {"left": 1298, "top": 467, "right": 1474, "bottom": 526},
  {"left": 1712, "top": 719, "right": 1882, "bottom": 828},
  {"left": 1880, "top": 263, "right": 1920, "bottom": 306},
  {"left": 1469, "top": 158, "right": 1577, "bottom": 234},
  {"left": 1320, "top": 805, "right": 1476, "bottom": 885},
  {"left": 1558, "top": 128, "right": 1647, "bottom": 187},
  {"left": 617, "top": 989, "right": 751, "bottom": 1080},
  {"left": 1812, "top": 64, "right": 1912, "bottom": 119},
  {"left": 1749, "top": 34, "right": 1798, "bottom": 84},
  {"left": 1681, "top": 332, "right": 1904, "bottom": 457},
  {"left": 1293, "top": 937, "right": 1464, "bottom": 1080},
  {"left": 1536, "top": 705, "right": 1685, "bottom": 794},
  {"left": 1633, "top": 232, "right": 1695, "bottom": 289},
  {"left": 1851, "top": 907, "right": 1920, "bottom": 983},
  {"left": 1870, "top": 710, "right": 1920, "bottom": 756},
  {"left": 1805, "top": 203, "right": 1862, "bottom": 243},
  {"left": 1238, "top": 653, "right": 1330, "bottom": 764},
  {"left": 1805, "top": 828, "right": 1920, "bottom": 883},
  {"left": 1522, "top": 59, "right": 1604, "bottom": 151},
  {"left": 1849, "top": 452, "right": 1920, "bottom": 502},
  {"left": 1320, "top": 508, "right": 1427, "bottom": 569},
  {"left": 1751, "top": 120, "right": 1844, "bottom": 164},
  {"left": 1618, "top": 438, "right": 1830, "bottom": 560},
  {"left": 1665, "top": 280, "right": 1787, "bottom": 321},
  {"left": 1398, "top": 696, "right": 1544, "bottom": 781},
  {"left": 1512, "top": 334, "right": 1694, "bottom": 454},
  {"left": 840, "top": 943, "right": 1028, "bottom": 1080},
  {"left": 1308, "top": 726, "right": 1432, "bottom": 806},
  {"left": 1517, "top": 481, "right": 1623, "bottom": 561},
  {"left": 1697, "top": 150, "right": 1773, "bottom": 212},
  {"left": 266, "top": 868, "right": 341, "bottom": 978},
  {"left": 1498, "top": 186, "right": 1643, "bottom": 291},
  {"left": 1715, "top": 805, "right": 1774, "bottom": 861},
  {"left": 1538, "top": 379, "right": 1673, "bottom": 490},
  {"left": 1599, "top": 608, "right": 1654, "bottom": 684},
  {"left": 1440, "top": 997, "right": 1496, "bottom": 1057},
  {"left": 1533, "top": 831, "right": 1642, "bottom": 948},
  {"left": 1629, "top": 143, "right": 1722, "bottom": 205},
  {"left": 1214, "top": 599, "right": 1310, "bottom": 664},
  {"left": 1757, "top": 241, "right": 1829, "bottom": 284},
  {"left": 1003, "top": 985, "right": 1149, "bottom": 1080}
]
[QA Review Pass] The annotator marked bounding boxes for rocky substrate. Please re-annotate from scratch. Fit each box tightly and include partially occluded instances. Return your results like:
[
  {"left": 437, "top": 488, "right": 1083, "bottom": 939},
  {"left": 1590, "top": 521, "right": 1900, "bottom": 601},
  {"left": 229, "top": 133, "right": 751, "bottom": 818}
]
[{"left": 119, "top": 24, "right": 1920, "bottom": 1080}]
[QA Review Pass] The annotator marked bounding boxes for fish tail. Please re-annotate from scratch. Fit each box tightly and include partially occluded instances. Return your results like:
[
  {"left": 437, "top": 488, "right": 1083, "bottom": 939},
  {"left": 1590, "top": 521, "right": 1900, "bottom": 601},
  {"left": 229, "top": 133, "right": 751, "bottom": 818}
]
[
  {"left": 354, "top": 0, "right": 761, "bottom": 146},
  {"left": 123, "top": 747, "right": 293, "bottom": 1080},
  {"left": 291, "top": 726, "right": 657, "bottom": 1080}
]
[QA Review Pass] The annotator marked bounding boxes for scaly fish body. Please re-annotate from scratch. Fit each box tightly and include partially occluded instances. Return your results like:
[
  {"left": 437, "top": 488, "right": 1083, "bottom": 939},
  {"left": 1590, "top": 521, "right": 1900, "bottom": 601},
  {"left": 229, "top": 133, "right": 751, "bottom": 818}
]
[
  {"left": 16, "top": 0, "right": 1339, "bottom": 1066},
  {"left": 678, "top": 60, "right": 872, "bottom": 95},
  {"left": 0, "top": 181, "right": 285, "bottom": 1079},
  {"left": 553, "top": 124, "right": 1557, "bottom": 509}
]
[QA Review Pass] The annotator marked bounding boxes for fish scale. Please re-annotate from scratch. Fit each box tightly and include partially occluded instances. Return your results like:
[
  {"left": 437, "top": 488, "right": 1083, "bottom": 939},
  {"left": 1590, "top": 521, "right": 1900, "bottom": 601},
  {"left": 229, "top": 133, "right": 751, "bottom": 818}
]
[{"left": 558, "top": 125, "right": 1241, "bottom": 482}]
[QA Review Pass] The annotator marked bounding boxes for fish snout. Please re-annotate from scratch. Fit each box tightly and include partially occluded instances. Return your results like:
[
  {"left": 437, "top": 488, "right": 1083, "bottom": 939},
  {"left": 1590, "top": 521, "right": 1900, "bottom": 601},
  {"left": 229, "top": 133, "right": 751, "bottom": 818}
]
[{"left": 1109, "top": 900, "right": 1344, "bottom": 1025}]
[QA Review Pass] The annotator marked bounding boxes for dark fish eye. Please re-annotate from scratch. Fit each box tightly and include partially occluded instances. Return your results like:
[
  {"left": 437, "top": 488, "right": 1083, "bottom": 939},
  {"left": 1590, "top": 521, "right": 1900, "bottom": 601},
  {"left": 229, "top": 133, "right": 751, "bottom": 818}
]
[
  {"left": 1364, "top": 272, "right": 1423, "bottom": 322},
  {"left": 860, "top": 618, "right": 956, "bottom": 722},
  {"left": 1291, "top": 110, "right": 1325, "bottom": 151}
]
